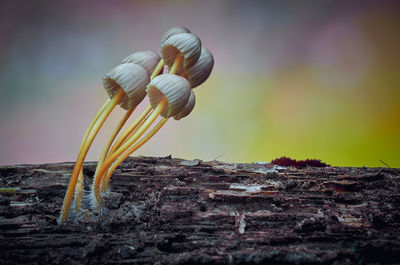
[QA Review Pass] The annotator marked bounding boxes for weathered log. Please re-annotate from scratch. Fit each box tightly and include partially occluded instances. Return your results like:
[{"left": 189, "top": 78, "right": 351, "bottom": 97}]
[{"left": 0, "top": 156, "right": 399, "bottom": 264}]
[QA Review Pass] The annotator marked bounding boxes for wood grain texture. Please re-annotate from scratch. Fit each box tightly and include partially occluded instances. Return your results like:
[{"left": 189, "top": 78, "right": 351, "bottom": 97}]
[{"left": 1, "top": 157, "right": 399, "bottom": 264}]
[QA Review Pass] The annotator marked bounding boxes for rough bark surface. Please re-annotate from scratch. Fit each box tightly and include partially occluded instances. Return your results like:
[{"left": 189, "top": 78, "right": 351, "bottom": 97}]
[{"left": 0, "top": 156, "right": 399, "bottom": 264}]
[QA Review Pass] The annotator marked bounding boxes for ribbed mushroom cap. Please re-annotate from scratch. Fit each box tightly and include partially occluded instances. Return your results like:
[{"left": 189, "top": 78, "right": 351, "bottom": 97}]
[
  {"left": 161, "top": 26, "right": 190, "bottom": 46},
  {"left": 173, "top": 90, "right": 195, "bottom": 120},
  {"left": 161, "top": 33, "right": 201, "bottom": 71},
  {"left": 122, "top": 51, "right": 161, "bottom": 75},
  {"left": 103, "top": 63, "right": 150, "bottom": 110},
  {"left": 186, "top": 47, "right": 214, "bottom": 88},
  {"left": 146, "top": 74, "right": 191, "bottom": 118}
]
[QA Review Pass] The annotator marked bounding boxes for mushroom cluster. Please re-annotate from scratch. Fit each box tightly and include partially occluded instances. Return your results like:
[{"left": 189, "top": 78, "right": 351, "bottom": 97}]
[{"left": 59, "top": 27, "right": 214, "bottom": 223}]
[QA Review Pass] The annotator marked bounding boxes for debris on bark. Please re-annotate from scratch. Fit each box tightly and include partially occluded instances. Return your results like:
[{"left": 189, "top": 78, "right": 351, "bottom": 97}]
[{"left": 0, "top": 156, "right": 399, "bottom": 264}]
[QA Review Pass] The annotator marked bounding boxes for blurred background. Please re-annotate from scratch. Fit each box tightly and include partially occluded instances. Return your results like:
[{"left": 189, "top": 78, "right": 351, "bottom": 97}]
[{"left": 0, "top": 0, "right": 399, "bottom": 167}]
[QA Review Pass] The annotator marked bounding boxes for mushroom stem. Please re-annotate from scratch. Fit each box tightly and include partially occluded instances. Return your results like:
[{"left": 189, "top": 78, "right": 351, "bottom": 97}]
[
  {"left": 169, "top": 53, "right": 183, "bottom": 74},
  {"left": 118, "top": 112, "right": 149, "bottom": 147},
  {"left": 94, "top": 104, "right": 151, "bottom": 193},
  {"left": 104, "top": 117, "right": 168, "bottom": 190},
  {"left": 77, "top": 99, "right": 110, "bottom": 156},
  {"left": 72, "top": 97, "right": 112, "bottom": 212},
  {"left": 100, "top": 110, "right": 150, "bottom": 192},
  {"left": 59, "top": 89, "right": 125, "bottom": 223},
  {"left": 109, "top": 105, "right": 152, "bottom": 158},
  {"left": 151, "top": 59, "right": 164, "bottom": 79},
  {"left": 92, "top": 98, "right": 168, "bottom": 207},
  {"left": 93, "top": 106, "right": 135, "bottom": 189}
]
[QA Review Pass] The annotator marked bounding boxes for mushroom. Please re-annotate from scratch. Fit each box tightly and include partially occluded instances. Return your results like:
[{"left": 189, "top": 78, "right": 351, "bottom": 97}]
[
  {"left": 185, "top": 47, "right": 214, "bottom": 89},
  {"left": 93, "top": 32, "right": 203, "bottom": 196},
  {"left": 103, "top": 64, "right": 150, "bottom": 110},
  {"left": 93, "top": 51, "right": 163, "bottom": 194},
  {"left": 122, "top": 50, "right": 161, "bottom": 75},
  {"left": 60, "top": 27, "right": 213, "bottom": 222},
  {"left": 92, "top": 74, "right": 191, "bottom": 208},
  {"left": 173, "top": 90, "right": 196, "bottom": 120},
  {"left": 59, "top": 63, "right": 149, "bottom": 222},
  {"left": 161, "top": 26, "right": 190, "bottom": 45},
  {"left": 161, "top": 32, "right": 202, "bottom": 74},
  {"left": 101, "top": 46, "right": 213, "bottom": 193}
]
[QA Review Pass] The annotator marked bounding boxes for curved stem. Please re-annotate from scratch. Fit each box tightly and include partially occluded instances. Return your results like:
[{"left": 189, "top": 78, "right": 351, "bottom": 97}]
[
  {"left": 119, "top": 111, "right": 149, "bottom": 146},
  {"left": 100, "top": 110, "right": 150, "bottom": 191},
  {"left": 78, "top": 100, "right": 110, "bottom": 157},
  {"left": 94, "top": 107, "right": 135, "bottom": 191},
  {"left": 59, "top": 89, "right": 125, "bottom": 223},
  {"left": 109, "top": 105, "right": 152, "bottom": 156},
  {"left": 151, "top": 59, "right": 164, "bottom": 79},
  {"left": 105, "top": 118, "right": 168, "bottom": 190},
  {"left": 73, "top": 98, "right": 110, "bottom": 210},
  {"left": 169, "top": 53, "right": 183, "bottom": 75},
  {"left": 93, "top": 104, "right": 152, "bottom": 193}
]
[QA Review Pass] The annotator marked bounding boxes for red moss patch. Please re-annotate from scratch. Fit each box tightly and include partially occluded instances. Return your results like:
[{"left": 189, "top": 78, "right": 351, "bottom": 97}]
[{"left": 271, "top": 156, "right": 329, "bottom": 168}]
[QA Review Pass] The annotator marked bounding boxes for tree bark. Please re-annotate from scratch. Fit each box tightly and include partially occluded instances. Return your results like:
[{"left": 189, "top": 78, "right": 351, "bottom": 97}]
[{"left": 0, "top": 156, "right": 399, "bottom": 264}]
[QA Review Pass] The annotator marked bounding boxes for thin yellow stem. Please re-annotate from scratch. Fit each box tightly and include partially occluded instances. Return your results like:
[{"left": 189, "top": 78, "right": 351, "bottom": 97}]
[
  {"left": 105, "top": 118, "right": 168, "bottom": 190},
  {"left": 109, "top": 105, "right": 152, "bottom": 156},
  {"left": 59, "top": 89, "right": 125, "bottom": 223},
  {"left": 93, "top": 98, "right": 167, "bottom": 206},
  {"left": 73, "top": 98, "right": 110, "bottom": 209},
  {"left": 169, "top": 53, "right": 183, "bottom": 75},
  {"left": 119, "top": 112, "right": 148, "bottom": 146},
  {"left": 78, "top": 99, "right": 110, "bottom": 156},
  {"left": 95, "top": 105, "right": 152, "bottom": 192},
  {"left": 94, "top": 107, "right": 135, "bottom": 192},
  {"left": 151, "top": 59, "right": 164, "bottom": 79},
  {"left": 99, "top": 110, "right": 151, "bottom": 191}
]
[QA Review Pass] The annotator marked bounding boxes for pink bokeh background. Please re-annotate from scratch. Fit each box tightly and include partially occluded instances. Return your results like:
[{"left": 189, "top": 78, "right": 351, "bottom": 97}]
[{"left": 1, "top": 0, "right": 399, "bottom": 167}]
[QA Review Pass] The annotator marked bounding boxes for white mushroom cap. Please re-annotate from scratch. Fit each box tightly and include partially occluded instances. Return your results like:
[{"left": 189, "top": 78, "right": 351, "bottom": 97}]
[
  {"left": 186, "top": 47, "right": 214, "bottom": 88},
  {"left": 146, "top": 74, "right": 191, "bottom": 118},
  {"left": 161, "top": 33, "right": 202, "bottom": 71},
  {"left": 122, "top": 51, "right": 161, "bottom": 75},
  {"left": 161, "top": 26, "right": 190, "bottom": 46},
  {"left": 173, "top": 90, "right": 195, "bottom": 120},
  {"left": 103, "top": 63, "right": 150, "bottom": 110}
]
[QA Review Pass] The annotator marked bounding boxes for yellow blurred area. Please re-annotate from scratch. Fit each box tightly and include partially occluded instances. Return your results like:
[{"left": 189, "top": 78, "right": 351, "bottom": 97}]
[{"left": 178, "top": 67, "right": 399, "bottom": 167}]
